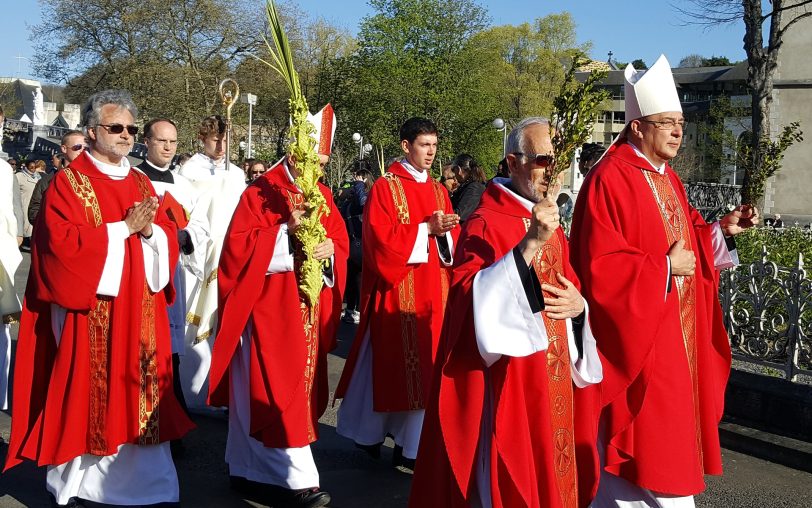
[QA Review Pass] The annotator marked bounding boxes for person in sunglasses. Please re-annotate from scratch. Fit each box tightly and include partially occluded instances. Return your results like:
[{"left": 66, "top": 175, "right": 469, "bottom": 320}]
[
  {"left": 176, "top": 115, "right": 247, "bottom": 409},
  {"left": 409, "top": 117, "right": 602, "bottom": 508},
  {"left": 570, "top": 55, "right": 758, "bottom": 508},
  {"left": 6, "top": 89, "right": 194, "bottom": 507},
  {"left": 27, "top": 130, "right": 86, "bottom": 228}
]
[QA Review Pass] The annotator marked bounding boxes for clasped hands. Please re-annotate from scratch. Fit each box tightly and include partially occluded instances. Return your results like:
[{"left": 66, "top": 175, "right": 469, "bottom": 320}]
[
  {"left": 125, "top": 197, "right": 158, "bottom": 237},
  {"left": 288, "top": 209, "right": 334, "bottom": 260}
]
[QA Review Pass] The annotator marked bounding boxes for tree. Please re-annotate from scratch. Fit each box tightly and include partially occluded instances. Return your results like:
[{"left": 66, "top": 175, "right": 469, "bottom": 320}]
[
  {"left": 332, "top": 0, "right": 492, "bottom": 173},
  {"left": 679, "top": 54, "right": 705, "bottom": 67},
  {"left": 631, "top": 58, "right": 648, "bottom": 70},
  {"left": 675, "top": 0, "right": 812, "bottom": 204},
  {"left": 32, "top": 0, "right": 264, "bottom": 150}
]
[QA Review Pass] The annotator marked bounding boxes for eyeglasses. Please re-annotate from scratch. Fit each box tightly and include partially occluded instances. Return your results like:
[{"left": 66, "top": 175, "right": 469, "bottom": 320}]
[
  {"left": 68, "top": 144, "right": 85, "bottom": 151},
  {"left": 97, "top": 123, "right": 139, "bottom": 135},
  {"left": 512, "top": 153, "right": 555, "bottom": 168},
  {"left": 640, "top": 118, "right": 686, "bottom": 130}
]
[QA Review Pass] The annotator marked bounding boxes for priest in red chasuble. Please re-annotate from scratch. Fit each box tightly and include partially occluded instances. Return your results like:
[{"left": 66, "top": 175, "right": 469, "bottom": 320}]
[
  {"left": 5, "top": 90, "right": 194, "bottom": 507},
  {"left": 569, "top": 55, "right": 758, "bottom": 508},
  {"left": 208, "top": 104, "right": 347, "bottom": 508},
  {"left": 409, "top": 118, "right": 603, "bottom": 508},
  {"left": 334, "top": 117, "right": 460, "bottom": 467}
]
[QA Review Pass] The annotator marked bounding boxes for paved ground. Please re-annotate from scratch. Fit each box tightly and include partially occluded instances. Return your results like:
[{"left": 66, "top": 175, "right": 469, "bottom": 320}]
[{"left": 0, "top": 253, "right": 809, "bottom": 507}]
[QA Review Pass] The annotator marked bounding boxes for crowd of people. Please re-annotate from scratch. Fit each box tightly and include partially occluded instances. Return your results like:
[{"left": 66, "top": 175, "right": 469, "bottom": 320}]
[{"left": 0, "top": 55, "right": 763, "bottom": 508}]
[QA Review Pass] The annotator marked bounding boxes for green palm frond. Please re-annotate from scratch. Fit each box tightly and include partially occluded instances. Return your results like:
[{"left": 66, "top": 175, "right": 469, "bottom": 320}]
[{"left": 262, "top": 0, "right": 328, "bottom": 307}]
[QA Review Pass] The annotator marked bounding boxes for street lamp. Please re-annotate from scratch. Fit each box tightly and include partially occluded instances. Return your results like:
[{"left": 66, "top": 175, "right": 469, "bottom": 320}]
[
  {"left": 240, "top": 93, "right": 258, "bottom": 158},
  {"left": 493, "top": 117, "right": 507, "bottom": 158},
  {"left": 352, "top": 132, "right": 372, "bottom": 161}
]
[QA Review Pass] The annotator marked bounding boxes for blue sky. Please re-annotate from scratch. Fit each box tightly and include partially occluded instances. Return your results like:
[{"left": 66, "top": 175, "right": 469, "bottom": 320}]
[{"left": 0, "top": 0, "right": 746, "bottom": 80}]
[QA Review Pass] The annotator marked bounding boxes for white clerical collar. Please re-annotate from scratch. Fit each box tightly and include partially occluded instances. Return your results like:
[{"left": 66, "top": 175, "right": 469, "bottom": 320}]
[
  {"left": 400, "top": 158, "right": 429, "bottom": 183},
  {"left": 627, "top": 141, "right": 666, "bottom": 174},
  {"left": 87, "top": 150, "right": 131, "bottom": 179},
  {"left": 493, "top": 177, "right": 535, "bottom": 213},
  {"left": 145, "top": 159, "right": 171, "bottom": 172}
]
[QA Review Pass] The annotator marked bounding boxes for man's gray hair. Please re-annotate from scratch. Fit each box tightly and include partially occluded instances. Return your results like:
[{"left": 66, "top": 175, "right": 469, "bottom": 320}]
[
  {"left": 505, "top": 117, "right": 551, "bottom": 155},
  {"left": 81, "top": 89, "right": 138, "bottom": 128}
]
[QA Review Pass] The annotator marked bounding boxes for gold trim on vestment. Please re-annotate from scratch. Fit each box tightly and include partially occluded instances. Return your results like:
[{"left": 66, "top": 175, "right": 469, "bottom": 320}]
[
  {"left": 64, "top": 168, "right": 103, "bottom": 227},
  {"left": 531, "top": 232, "right": 579, "bottom": 508},
  {"left": 133, "top": 171, "right": 161, "bottom": 445},
  {"left": 642, "top": 170, "right": 703, "bottom": 470},
  {"left": 186, "top": 313, "right": 201, "bottom": 326},
  {"left": 384, "top": 173, "right": 424, "bottom": 409}
]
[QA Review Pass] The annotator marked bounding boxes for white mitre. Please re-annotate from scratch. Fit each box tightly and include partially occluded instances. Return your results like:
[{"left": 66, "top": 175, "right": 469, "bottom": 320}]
[
  {"left": 624, "top": 54, "right": 682, "bottom": 121},
  {"left": 305, "top": 104, "right": 337, "bottom": 155}
]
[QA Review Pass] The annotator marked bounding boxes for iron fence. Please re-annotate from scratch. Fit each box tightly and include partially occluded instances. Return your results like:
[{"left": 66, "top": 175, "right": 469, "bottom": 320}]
[
  {"left": 684, "top": 182, "right": 741, "bottom": 221},
  {"left": 720, "top": 247, "right": 811, "bottom": 383}
]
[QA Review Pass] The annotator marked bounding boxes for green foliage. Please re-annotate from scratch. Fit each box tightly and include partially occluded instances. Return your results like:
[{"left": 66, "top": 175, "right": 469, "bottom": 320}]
[
  {"left": 740, "top": 122, "right": 803, "bottom": 204},
  {"left": 735, "top": 226, "right": 812, "bottom": 267},
  {"left": 550, "top": 55, "right": 609, "bottom": 188}
]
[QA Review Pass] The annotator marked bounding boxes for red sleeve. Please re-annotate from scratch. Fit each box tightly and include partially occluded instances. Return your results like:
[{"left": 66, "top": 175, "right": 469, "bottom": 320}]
[
  {"left": 29, "top": 171, "right": 110, "bottom": 310},
  {"left": 318, "top": 184, "right": 349, "bottom": 352},
  {"left": 569, "top": 168, "right": 670, "bottom": 407}
]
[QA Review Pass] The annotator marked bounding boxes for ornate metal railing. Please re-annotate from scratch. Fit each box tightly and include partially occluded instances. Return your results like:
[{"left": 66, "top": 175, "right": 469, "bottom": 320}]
[
  {"left": 684, "top": 182, "right": 741, "bottom": 221},
  {"left": 720, "top": 247, "right": 811, "bottom": 383}
]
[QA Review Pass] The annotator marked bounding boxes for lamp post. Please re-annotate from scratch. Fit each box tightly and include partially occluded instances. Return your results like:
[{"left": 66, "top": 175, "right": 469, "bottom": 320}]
[
  {"left": 240, "top": 93, "right": 258, "bottom": 158},
  {"left": 352, "top": 132, "right": 373, "bottom": 161},
  {"left": 493, "top": 117, "right": 507, "bottom": 157}
]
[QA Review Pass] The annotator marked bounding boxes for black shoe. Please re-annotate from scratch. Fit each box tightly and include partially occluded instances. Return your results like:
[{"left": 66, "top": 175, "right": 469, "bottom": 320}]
[
  {"left": 268, "top": 486, "right": 331, "bottom": 508},
  {"left": 355, "top": 441, "right": 383, "bottom": 459},
  {"left": 392, "top": 445, "right": 416, "bottom": 471}
]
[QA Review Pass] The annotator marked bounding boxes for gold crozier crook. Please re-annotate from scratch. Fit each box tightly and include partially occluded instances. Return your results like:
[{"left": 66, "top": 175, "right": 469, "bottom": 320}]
[{"left": 218, "top": 78, "right": 240, "bottom": 170}]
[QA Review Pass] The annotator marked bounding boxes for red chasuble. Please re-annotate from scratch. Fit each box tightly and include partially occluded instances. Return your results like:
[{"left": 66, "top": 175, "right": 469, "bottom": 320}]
[
  {"left": 409, "top": 183, "right": 600, "bottom": 508},
  {"left": 5, "top": 152, "right": 194, "bottom": 470},
  {"left": 569, "top": 141, "right": 730, "bottom": 495},
  {"left": 208, "top": 162, "right": 348, "bottom": 448},
  {"left": 334, "top": 161, "right": 459, "bottom": 412}
]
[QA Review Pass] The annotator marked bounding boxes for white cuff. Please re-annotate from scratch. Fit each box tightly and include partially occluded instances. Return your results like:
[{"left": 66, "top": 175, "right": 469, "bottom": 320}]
[
  {"left": 473, "top": 250, "right": 548, "bottom": 367},
  {"left": 141, "top": 226, "right": 170, "bottom": 292},
  {"left": 268, "top": 224, "right": 295, "bottom": 274},
  {"left": 323, "top": 255, "right": 335, "bottom": 288},
  {"left": 566, "top": 299, "right": 603, "bottom": 387},
  {"left": 436, "top": 231, "right": 454, "bottom": 266},
  {"left": 407, "top": 223, "right": 430, "bottom": 264},
  {"left": 710, "top": 221, "right": 738, "bottom": 270},
  {"left": 97, "top": 221, "right": 130, "bottom": 297}
]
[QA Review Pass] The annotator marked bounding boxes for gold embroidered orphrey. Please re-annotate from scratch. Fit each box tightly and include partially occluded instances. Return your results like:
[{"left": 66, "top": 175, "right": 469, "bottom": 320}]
[
  {"left": 522, "top": 217, "right": 579, "bottom": 508},
  {"left": 286, "top": 187, "right": 320, "bottom": 443},
  {"left": 64, "top": 168, "right": 161, "bottom": 450},
  {"left": 642, "top": 170, "right": 703, "bottom": 469},
  {"left": 383, "top": 171, "right": 450, "bottom": 410}
]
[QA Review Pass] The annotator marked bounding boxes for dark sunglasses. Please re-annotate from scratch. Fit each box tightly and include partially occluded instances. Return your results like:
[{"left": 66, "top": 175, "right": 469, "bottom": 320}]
[
  {"left": 98, "top": 123, "right": 139, "bottom": 135},
  {"left": 68, "top": 144, "right": 85, "bottom": 151},
  {"left": 512, "top": 153, "right": 555, "bottom": 168}
]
